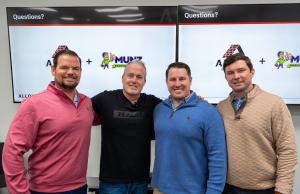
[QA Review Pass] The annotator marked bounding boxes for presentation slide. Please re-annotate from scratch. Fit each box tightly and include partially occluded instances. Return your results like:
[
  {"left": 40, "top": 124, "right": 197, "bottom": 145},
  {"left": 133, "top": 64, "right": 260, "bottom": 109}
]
[
  {"left": 7, "top": 6, "right": 177, "bottom": 102},
  {"left": 178, "top": 4, "right": 300, "bottom": 104}
]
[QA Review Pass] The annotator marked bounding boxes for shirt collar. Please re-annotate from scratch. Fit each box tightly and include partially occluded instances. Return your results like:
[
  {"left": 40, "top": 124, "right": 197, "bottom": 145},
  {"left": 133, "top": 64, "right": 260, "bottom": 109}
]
[
  {"left": 74, "top": 92, "right": 79, "bottom": 107},
  {"left": 49, "top": 82, "right": 80, "bottom": 107},
  {"left": 169, "top": 91, "right": 194, "bottom": 111}
]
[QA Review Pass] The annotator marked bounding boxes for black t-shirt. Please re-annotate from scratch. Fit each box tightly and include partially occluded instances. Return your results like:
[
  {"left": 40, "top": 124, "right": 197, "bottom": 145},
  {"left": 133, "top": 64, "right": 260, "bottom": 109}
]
[{"left": 92, "top": 89, "right": 161, "bottom": 183}]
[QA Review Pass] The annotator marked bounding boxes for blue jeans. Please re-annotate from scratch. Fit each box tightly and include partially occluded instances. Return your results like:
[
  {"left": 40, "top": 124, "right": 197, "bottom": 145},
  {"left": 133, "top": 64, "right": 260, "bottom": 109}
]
[
  {"left": 30, "top": 184, "right": 87, "bottom": 194},
  {"left": 99, "top": 181, "right": 148, "bottom": 194},
  {"left": 223, "top": 184, "right": 274, "bottom": 194}
]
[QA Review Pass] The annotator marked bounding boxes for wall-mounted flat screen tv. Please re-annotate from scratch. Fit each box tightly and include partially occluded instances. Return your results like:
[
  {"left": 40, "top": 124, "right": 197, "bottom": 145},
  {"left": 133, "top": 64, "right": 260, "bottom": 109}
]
[
  {"left": 178, "top": 4, "right": 300, "bottom": 104},
  {"left": 7, "top": 6, "right": 177, "bottom": 102}
]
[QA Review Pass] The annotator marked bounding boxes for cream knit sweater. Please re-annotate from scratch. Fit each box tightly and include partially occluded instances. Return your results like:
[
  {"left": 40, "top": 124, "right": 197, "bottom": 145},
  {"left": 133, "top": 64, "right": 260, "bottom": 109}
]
[{"left": 217, "top": 85, "right": 297, "bottom": 194}]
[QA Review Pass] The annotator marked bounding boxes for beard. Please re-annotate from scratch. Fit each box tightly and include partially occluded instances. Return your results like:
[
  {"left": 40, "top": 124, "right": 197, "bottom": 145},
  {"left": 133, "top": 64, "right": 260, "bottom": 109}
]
[
  {"left": 55, "top": 77, "right": 79, "bottom": 90},
  {"left": 60, "top": 81, "right": 78, "bottom": 90}
]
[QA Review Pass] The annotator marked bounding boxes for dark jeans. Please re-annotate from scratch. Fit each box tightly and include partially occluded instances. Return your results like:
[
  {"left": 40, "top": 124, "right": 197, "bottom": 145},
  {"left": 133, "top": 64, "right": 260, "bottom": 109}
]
[
  {"left": 223, "top": 184, "right": 274, "bottom": 194},
  {"left": 99, "top": 181, "right": 148, "bottom": 194},
  {"left": 30, "top": 184, "right": 87, "bottom": 194}
]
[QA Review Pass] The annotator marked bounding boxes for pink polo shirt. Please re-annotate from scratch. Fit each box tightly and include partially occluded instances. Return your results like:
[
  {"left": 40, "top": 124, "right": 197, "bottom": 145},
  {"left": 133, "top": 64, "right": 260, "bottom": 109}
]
[{"left": 3, "top": 82, "right": 94, "bottom": 193}]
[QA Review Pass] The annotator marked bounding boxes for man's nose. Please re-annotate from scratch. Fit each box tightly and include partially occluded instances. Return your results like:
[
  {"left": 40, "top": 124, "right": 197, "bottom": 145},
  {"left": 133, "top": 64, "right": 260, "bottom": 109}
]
[
  {"left": 233, "top": 72, "right": 240, "bottom": 79},
  {"left": 66, "top": 68, "right": 75, "bottom": 74},
  {"left": 175, "top": 79, "right": 181, "bottom": 86},
  {"left": 131, "top": 76, "right": 138, "bottom": 82}
]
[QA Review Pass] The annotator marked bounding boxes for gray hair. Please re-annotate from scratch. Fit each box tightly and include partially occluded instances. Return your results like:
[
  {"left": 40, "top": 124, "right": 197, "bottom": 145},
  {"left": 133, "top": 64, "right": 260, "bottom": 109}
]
[{"left": 124, "top": 59, "right": 147, "bottom": 80}]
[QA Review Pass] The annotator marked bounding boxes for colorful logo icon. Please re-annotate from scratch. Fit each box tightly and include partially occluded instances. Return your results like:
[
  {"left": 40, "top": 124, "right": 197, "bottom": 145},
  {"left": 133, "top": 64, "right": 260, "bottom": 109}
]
[
  {"left": 216, "top": 44, "right": 245, "bottom": 68},
  {"left": 273, "top": 51, "right": 300, "bottom": 69},
  {"left": 101, "top": 52, "right": 116, "bottom": 69},
  {"left": 52, "top": 45, "right": 69, "bottom": 58},
  {"left": 223, "top": 44, "right": 244, "bottom": 58},
  {"left": 100, "top": 52, "right": 143, "bottom": 70},
  {"left": 274, "top": 51, "right": 292, "bottom": 69}
]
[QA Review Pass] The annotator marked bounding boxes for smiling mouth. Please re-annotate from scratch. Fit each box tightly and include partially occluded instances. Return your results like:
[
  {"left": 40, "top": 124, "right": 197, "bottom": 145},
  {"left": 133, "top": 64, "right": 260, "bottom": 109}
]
[
  {"left": 173, "top": 89, "right": 183, "bottom": 94},
  {"left": 129, "top": 85, "right": 138, "bottom": 88},
  {"left": 233, "top": 81, "right": 242, "bottom": 84},
  {"left": 64, "top": 78, "right": 77, "bottom": 83},
  {"left": 174, "top": 87, "right": 182, "bottom": 91},
  {"left": 64, "top": 76, "right": 77, "bottom": 80}
]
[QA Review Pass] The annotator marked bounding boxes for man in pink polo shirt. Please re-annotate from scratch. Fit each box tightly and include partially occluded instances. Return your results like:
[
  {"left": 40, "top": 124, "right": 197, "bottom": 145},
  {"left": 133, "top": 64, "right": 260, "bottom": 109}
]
[{"left": 2, "top": 49, "right": 95, "bottom": 194}]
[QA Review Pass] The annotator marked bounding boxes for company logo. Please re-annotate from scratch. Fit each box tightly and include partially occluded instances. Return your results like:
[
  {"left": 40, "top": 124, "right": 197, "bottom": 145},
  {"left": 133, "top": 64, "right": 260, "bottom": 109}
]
[
  {"left": 274, "top": 51, "right": 300, "bottom": 69},
  {"left": 216, "top": 44, "right": 245, "bottom": 68},
  {"left": 46, "top": 45, "right": 69, "bottom": 67},
  {"left": 223, "top": 44, "right": 244, "bottom": 58},
  {"left": 101, "top": 52, "right": 116, "bottom": 69},
  {"left": 100, "top": 51, "right": 143, "bottom": 70},
  {"left": 52, "top": 45, "right": 69, "bottom": 58}
]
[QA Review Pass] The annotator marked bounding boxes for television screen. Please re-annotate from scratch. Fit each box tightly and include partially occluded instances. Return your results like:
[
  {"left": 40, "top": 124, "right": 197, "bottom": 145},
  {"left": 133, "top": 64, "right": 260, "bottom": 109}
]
[
  {"left": 178, "top": 4, "right": 300, "bottom": 104},
  {"left": 7, "top": 6, "right": 177, "bottom": 102}
]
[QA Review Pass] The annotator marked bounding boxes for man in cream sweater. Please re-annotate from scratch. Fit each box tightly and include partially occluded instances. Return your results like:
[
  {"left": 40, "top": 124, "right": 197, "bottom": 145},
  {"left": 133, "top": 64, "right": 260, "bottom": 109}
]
[{"left": 217, "top": 53, "right": 297, "bottom": 194}]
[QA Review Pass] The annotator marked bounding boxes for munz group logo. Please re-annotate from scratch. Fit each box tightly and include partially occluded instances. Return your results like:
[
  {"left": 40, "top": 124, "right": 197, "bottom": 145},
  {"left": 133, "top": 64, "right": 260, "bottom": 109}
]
[{"left": 100, "top": 52, "right": 143, "bottom": 70}]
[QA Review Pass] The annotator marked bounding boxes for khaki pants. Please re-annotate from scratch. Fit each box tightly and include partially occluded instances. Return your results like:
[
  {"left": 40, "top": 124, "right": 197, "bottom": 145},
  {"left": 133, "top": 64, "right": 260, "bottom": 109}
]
[{"left": 153, "top": 188, "right": 164, "bottom": 194}]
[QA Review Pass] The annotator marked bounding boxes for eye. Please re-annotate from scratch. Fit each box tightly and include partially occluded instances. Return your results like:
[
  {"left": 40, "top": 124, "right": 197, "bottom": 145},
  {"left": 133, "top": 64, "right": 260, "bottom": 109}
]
[
  {"left": 225, "top": 71, "right": 233, "bottom": 76},
  {"left": 237, "top": 69, "right": 246, "bottom": 73},
  {"left": 168, "top": 77, "right": 176, "bottom": 82},
  {"left": 127, "top": 73, "right": 134, "bottom": 78},
  {"left": 136, "top": 75, "right": 143, "bottom": 80},
  {"left": 179, "top": 77, "right": 186, "bottom": 81},
  {"left": 58, "top": 65, "right": 80, "bottom": 71},
  {"left": 60, "top": 66, "right": 69, "bottom": 70},
  {"left": 72, "top": 67, "right": 81, "bottom": 71}
]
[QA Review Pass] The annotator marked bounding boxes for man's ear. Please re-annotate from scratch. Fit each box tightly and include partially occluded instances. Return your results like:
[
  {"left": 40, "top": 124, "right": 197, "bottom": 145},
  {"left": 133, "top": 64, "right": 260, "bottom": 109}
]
[
  {"left": 251, "top": 68, "right": 255, "bottom": 77},
  {"left": 51, "top": 66, "right": 55, "bottom": 76}
]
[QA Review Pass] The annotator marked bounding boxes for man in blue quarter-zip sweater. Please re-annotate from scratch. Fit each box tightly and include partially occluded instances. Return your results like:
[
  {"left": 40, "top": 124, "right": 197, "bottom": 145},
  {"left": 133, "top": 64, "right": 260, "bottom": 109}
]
[{"left": 151, "top": 62, "right": 227, "bottom": 194}]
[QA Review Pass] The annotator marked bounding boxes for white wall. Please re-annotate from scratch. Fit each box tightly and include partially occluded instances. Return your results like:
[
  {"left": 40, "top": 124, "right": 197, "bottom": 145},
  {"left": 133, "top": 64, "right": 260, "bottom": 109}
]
[{"left": 1, "top": 0, "right": 300, "bottom": 193}]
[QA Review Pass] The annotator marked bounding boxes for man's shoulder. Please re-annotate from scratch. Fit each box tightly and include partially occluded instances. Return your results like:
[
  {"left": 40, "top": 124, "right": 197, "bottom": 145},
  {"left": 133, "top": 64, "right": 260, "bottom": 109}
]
[
  {"left": 217, "top": 97, "right": 230, "bottom": 106},
  {"left": 140, "top": 93, "right": 162, "bottom": 105},
  {"left": 195, "top": 99, "right": 220, "bottom": 115},
  {"left": 24, "top": 89, "right": 49, "bottom": 101},
  {"left": 154, "top": 99, "right": 168, "bottom": 111},
  {"left": 255, "top": 90, "right": 288, "bottom": 113},
  {"left": 101, "top": 89, "right": 121, "bottom": 95},
  {"left": 258, "top": 89, "right": 282, "bottom": 102},
  {"left": 18, "top": 89, "right": 51, "bottom": 110},
  {"left": 215, "top": 97, "right": 231, "bottom": 114},
  {"left": 92, "top": 89, "right": 121, "bottom": 100}
]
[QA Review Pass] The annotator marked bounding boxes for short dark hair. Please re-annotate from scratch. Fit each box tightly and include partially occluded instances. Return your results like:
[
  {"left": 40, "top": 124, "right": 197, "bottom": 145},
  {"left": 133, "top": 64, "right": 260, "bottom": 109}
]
[
  {"left": 165, "top": 62, "right": 191, "bottom": 80},
  {"left": 53, "top": 49, "right": 81, "bottom": 68},
  {"left": 223, "top": 53, "right": 253, "bottom": 72}
]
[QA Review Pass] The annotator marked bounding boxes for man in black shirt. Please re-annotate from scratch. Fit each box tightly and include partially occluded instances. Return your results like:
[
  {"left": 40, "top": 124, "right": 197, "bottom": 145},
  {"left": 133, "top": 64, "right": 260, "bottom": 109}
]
[{"left": 92, "top": 60, "right": 161, "bottom": 194}]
